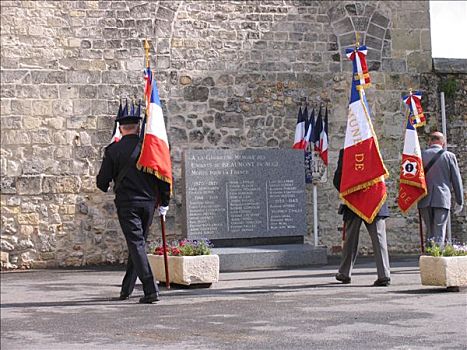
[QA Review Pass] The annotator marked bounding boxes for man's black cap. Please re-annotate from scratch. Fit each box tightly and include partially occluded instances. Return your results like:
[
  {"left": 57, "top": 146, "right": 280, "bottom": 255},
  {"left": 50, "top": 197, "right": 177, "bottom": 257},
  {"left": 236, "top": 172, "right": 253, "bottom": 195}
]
[{"left": 116, "top": 99, "right": 142, "bottom": 125}]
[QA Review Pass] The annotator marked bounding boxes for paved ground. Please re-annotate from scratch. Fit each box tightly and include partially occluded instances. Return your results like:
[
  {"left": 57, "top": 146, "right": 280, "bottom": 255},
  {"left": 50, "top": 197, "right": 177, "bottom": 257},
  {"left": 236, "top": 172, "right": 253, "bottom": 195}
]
[{"left": 1, "top": 257, "right": 466, "bottom": 350}]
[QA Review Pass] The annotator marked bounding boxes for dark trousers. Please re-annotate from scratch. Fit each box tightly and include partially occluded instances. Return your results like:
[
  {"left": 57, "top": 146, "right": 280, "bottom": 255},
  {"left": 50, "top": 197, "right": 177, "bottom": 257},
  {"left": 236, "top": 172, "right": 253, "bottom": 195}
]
[{"left": 117, "top": 202, "right": 158, "bottom": 296}]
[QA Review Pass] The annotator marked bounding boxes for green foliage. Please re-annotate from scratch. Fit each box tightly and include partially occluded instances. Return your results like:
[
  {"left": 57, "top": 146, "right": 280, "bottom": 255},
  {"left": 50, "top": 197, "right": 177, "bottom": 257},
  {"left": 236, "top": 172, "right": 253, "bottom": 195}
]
[
  {"left": 425, "top": 242, "right": 467, "bottom": 257},
  {"left": 425, "top": 244, "right": 442, "bottom": 257},
  {"left": 440, "top": 78, "right": 458, "bottom": 98}
]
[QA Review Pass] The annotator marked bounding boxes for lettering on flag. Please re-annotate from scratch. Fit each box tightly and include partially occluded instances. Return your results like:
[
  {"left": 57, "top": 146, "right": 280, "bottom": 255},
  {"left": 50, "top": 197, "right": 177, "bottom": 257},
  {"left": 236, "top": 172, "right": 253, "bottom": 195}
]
[{"left": 339, "top": 44, "right": 388, "bottom": 223}]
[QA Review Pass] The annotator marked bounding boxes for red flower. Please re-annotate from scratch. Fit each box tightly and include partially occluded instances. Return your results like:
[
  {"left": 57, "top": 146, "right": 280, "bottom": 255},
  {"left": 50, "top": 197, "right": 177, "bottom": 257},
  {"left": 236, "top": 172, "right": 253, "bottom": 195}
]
[{"left": 171, "top": 247, "right": 181, "bottom": 256}]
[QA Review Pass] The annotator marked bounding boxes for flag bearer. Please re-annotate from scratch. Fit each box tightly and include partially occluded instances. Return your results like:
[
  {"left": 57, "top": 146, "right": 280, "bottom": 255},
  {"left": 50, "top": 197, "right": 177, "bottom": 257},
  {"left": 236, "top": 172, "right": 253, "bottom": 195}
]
[{"left": 96, "top": 103, "right": 170, "bottom": 304}]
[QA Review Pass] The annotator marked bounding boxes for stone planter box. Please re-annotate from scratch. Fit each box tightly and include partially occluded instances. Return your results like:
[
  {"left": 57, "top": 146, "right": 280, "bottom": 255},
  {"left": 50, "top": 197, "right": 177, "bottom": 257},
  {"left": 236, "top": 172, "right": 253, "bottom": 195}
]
[
  {"left": 147, "top": 254, "right": 219, "bottom": 286},
  {"left": 419, "top": 255, "right": 467, "bottom": 288}
]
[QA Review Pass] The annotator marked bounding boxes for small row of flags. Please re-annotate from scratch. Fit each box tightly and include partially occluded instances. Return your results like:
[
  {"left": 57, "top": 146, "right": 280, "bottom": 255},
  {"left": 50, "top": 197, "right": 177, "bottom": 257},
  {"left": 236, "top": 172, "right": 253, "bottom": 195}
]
[
  {"left": 293, "top": 105, "right": 328, "bottom": 165},
  {"left": 293, "top": 43, "right": 428, "bottom": 222}
]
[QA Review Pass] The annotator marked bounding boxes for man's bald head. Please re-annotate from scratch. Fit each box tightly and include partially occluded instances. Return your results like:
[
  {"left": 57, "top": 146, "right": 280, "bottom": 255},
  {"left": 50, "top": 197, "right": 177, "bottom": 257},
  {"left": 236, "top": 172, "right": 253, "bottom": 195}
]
[{"left": 429, "top": 131, "right": 445, "bottom": 146}]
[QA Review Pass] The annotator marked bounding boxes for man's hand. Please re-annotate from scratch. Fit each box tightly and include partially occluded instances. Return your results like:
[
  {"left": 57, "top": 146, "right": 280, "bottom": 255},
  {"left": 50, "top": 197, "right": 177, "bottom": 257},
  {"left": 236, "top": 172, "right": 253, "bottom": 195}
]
[
  {"left": 159, "top": 205, "right": 169, "bottom": 219},
  {"left": 453, "top": 203, "right": 463, "bottom": 215}
]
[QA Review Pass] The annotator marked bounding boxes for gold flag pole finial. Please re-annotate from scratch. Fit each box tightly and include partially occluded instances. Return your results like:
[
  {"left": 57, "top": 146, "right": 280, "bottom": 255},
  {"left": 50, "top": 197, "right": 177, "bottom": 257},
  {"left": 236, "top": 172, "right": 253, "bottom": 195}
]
[
  {"left": 355, "top": 32, "right": 360, "bottom": 48},
  {"left": 144, "top": 39, "right": 150, "bottom": 69}
]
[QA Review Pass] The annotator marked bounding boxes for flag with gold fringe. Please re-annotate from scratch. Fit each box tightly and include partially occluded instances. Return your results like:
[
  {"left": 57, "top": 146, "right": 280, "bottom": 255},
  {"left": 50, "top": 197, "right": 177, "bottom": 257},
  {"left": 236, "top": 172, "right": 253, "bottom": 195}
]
[
  {"left": 339, "top": 44, "right": 388, "bottom": 223},
  {"left": 137, "top": 72, "right": 173, "bottom": 192},
  {"left": 398, "top": 91, "right": 427, "bottom": 213}
]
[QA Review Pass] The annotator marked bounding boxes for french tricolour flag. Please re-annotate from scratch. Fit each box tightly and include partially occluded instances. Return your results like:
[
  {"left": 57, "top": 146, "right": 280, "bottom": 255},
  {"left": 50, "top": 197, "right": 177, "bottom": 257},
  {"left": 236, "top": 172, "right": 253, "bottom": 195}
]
[
  {"left": 339, "top": 46, "right": 388, "bottom": 223},
  {"left": 137, "top": 73, "right": 173, "bottom": 191},
  {"left": 398, "top": 108, "right": 427, "bottom": 213},
  {"left": 319, "top": 106, "right": 329, "bottom": 165},
  {"left": 313, "top": 107, "right": 322, "bottom": 153},
  {"left": 292, "top": 106, "right": 307, "bottom": 150}
]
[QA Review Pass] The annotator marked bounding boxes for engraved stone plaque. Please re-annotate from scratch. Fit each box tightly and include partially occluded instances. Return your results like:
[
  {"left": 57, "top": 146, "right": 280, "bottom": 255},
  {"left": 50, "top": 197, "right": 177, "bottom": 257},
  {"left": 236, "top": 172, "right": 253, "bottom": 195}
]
[{"left": 182, "top": 149, "right": 307, "bottom": 240}]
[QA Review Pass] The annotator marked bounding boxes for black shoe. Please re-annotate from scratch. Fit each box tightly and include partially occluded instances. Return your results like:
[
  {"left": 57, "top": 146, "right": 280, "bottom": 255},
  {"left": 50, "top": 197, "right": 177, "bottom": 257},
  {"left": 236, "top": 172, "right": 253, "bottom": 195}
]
[
  {"left": 139, "top": 293, "right": 160, "bottom": 304},
  {"left": 335, "top": 273, "right": 351, "bottom": 284},
  {"left": 119, "top": 293, "right": 130, "bottom": 300},
  {"left": 373, "top": 277, "right": 391, "bottom": 287}
]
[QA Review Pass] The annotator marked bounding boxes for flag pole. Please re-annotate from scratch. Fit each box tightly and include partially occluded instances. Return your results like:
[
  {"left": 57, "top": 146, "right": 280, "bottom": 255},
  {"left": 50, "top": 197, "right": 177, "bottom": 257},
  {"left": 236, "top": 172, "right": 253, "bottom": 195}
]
[
  {"left": 160, "top": 215, "right": 170, "bottom": 289},
  {"left": 313, "top": 180, "right": 318, "bottom": 246},
  {"left": 144, "top": 39, "right": 150, "bottom": 120},
  {"left": 418, "top": 209, "right": 425, "bottom": 253},
  {"left": 144, "top": 39, "right": 170, "bottom": 288}
]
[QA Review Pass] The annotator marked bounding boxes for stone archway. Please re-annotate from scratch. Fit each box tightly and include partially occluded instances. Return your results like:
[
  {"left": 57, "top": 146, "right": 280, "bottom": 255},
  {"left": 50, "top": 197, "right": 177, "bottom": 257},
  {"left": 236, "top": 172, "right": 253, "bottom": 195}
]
[{"left": 326, "top": 1, "right": 392, "bottom": 72}]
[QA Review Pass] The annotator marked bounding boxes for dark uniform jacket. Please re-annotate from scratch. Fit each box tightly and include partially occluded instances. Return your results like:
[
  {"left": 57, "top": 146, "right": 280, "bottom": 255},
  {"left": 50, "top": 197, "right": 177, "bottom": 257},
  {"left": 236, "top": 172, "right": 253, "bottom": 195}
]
[
  {"left": 333, "top": 148, "right": 389, "bottom": 221},
  {"left": 96, "top": 134, "right": 170, "bottom": 207}
]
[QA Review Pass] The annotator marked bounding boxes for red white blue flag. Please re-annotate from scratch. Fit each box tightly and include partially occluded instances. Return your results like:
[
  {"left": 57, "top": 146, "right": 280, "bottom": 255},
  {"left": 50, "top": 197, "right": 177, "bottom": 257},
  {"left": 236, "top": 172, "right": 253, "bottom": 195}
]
[
  {"left": 346, "top": 45, "right": 370, "bottom": 90},
  {"left": 398, "top": 95, "right": 427, "bottom": 213},
  {"left": 313, "top": 107, "right": 323, "bottom": 153},
  {"left": 339, "top": 45, "right": 388, "bottom": 223},
  {"left": 137, "top": 73, "right": 173, "bottom": 191},
  {"left": 319, "top": 106, "right": 329, "bottom": 165},
  {"left": 305, "top": 107, "right": 315, "bottom": 147},
  {"left": 302, "top": 105, "right": 310, "bottom": 148},
  {"left": 293, "top": 106, "right": 307, "bottom": 150},
  {"left": 403, "top": 90, "right": 426, "bottom": 127}
]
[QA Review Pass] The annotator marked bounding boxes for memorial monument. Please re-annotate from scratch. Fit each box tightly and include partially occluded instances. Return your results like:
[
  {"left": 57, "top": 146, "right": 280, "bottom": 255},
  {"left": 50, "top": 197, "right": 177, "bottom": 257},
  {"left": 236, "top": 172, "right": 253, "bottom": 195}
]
[{"left": 182, "top": 149, "right": 327, "bottom": 271}]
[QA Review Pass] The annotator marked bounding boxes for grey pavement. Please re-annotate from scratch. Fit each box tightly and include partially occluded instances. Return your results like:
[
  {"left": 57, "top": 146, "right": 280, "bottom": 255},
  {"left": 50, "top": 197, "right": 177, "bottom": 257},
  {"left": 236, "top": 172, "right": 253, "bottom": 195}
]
[{"left": 1, "top": 256, "right": 466, "bottom": 350}]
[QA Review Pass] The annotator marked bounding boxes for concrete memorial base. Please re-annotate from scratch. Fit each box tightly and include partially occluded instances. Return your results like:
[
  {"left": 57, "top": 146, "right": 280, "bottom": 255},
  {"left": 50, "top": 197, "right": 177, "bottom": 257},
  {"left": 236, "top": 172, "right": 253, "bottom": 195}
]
[
  {"left": 147, "top": 254, "right": 220, "bottom": 286},
  {"left": 419, "top": 255, "right": 467, "bottom": 290},
  {"left": 212, "top": 244, "right": 327, "bottom": 272}
]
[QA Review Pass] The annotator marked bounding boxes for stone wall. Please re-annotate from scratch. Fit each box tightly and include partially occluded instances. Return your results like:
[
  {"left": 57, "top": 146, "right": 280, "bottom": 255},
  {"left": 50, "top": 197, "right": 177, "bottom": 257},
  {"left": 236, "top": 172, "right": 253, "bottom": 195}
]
[{"left": 1, "top": 0, "right": 465, "bottom": 269}]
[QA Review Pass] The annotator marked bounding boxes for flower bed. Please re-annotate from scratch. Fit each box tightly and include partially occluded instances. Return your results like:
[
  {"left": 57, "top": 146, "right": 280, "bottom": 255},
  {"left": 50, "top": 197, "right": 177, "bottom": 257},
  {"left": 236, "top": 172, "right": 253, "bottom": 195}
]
[
  {"left": 147, "top": 239, "right": 219, "bottom": 286},
  {"left": 419, "top": 242, "right": 467, "bottom": 290}
]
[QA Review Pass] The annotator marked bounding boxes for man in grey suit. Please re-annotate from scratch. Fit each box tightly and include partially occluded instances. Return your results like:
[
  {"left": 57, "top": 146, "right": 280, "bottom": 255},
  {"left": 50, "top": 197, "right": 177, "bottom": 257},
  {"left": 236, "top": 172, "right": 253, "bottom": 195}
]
[
  {"left": 417, "top": 132, "right": 464, "bottom": 246},
  {"left": 333, "top": 149, "right": 391, "bottom": 287}
]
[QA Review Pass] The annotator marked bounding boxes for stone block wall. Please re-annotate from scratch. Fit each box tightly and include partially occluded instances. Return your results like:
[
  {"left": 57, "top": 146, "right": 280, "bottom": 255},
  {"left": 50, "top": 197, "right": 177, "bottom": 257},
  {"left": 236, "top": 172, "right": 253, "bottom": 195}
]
[{"left": 1, "top": 0, "right": 465, "bottom": 268}]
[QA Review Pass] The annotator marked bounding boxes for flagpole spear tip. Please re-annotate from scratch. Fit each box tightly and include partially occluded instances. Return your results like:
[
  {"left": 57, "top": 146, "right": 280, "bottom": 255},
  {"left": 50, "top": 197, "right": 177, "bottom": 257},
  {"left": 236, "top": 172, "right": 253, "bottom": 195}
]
[
  {"left": 355, "top": 32, "right": 360, "bottom": 48},
  {"left": 144, "top": 39, "right": 150, "bottom": 68}
]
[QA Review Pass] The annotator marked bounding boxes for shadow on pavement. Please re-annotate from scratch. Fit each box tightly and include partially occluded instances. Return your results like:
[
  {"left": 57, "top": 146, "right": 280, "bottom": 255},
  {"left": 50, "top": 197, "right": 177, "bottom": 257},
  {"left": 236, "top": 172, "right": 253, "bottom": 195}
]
[
  {"left": 389, "top": 288, "right": 465, "bottom": 295},
  {"left": 0, "top": 297, "right": 131, "bottom": 309}
]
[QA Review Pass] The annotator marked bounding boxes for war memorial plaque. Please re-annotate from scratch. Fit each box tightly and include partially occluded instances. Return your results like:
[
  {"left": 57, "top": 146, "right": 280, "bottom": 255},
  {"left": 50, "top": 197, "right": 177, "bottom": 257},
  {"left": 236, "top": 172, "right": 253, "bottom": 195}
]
[{"left": 182, "top": 149, "right": 306, "bottom": 241}]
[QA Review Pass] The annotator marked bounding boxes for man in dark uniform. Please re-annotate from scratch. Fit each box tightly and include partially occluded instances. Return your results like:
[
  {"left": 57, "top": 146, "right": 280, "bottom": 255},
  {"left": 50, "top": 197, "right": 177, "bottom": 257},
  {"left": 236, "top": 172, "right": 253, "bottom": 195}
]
[
  {"left": 333, "top": 149, "right": 391, "bottom": 287},
  {"left": 96, "top": 106, "right": 170, "bottom": 304}
]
